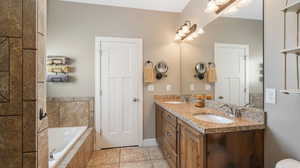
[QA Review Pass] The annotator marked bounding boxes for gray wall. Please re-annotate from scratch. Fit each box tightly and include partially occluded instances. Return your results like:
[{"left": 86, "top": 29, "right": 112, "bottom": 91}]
[
  {"left": 47, "top": 0, "right": 181, "bottom": 139},
  {"left": 181, "top": 17, "right": 263, "bottom": 108},
  {"left": 265, "top": 0, "right": 300, "bottom": 167}
]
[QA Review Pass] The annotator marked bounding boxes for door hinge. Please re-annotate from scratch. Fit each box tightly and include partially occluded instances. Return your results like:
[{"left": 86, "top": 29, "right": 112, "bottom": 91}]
[
  {"left": 100, "top": 90, "right": 103, "bottom": 96},
  {"left": 244, "top": 88, "right": 247, "bottom": 93}
]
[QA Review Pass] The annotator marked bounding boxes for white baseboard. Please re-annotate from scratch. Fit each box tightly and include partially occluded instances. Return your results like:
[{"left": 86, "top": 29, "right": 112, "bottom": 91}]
[{"left": 142, "top": 138, "right": 158, "bottom": 147}]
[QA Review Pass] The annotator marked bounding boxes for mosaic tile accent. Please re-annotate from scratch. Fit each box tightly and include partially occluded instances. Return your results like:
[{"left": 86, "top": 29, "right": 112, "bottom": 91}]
[
  {"left": 0, "top": 72, "right": 9, "bottom": 102},
  {"left": 0, "top": 37, "right": 9, "bottom": 71}
]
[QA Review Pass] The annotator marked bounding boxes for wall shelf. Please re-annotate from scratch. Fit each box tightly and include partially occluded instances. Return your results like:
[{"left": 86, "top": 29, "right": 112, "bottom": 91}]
[
  {"left": 280, "top": 89, "right": 300, "bottom": 94},
  {"left": 281, "top": 47, "right": 300, "bottom": 54},
  {"left": 280, "top": 0, "right": 300, "bottom": 95},
  {"left": 281, "top": 1, "right": 300, "bottom": 12}
]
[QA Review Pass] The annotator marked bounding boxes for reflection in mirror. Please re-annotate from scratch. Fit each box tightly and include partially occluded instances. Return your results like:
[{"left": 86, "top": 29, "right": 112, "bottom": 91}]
[
  {"left": 194, "top": 63, "right": 207, "bottom": 80},
  {"left": 180, "top": 0, "right": 263, "bottom": 109}
]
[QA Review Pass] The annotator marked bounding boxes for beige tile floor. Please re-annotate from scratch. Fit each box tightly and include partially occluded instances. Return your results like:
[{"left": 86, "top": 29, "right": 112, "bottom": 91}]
[{"left": 87, "top": 146, "right": 169, "bottom": 168}]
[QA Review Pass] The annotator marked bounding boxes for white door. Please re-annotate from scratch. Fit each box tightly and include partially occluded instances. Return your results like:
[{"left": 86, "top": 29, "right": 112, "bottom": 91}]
[
  {"left": 214, "top": 43, "right": 249, "bottom": 106},
  {"left": 95, "top": 38, "right": 143, "bottom": 148}
]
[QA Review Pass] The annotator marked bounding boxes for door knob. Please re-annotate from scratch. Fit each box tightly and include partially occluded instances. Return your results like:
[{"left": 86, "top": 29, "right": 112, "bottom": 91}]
[
  {"left": 218, "top": 96, "right": 224, "bottom": 100},
  {"left": 133, "top": 98, "right": 139, "bottom": 102}
]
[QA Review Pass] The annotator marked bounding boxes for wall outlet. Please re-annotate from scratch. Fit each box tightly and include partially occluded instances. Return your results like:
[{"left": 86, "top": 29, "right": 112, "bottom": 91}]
[
  {"left": 205, "top": 84, "right": 212, "bottom": 91},
  {"left": 265, "top": 88, "right": 276, "bottom": 104},
  {"left": 147, "top": 84, "right": 155, "bottom": 92},
  {"left": 166, "top": 84, "right": 172, "bottom": 92}
]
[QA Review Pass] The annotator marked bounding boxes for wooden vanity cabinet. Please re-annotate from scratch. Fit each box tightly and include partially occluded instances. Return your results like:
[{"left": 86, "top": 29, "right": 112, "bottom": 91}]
[
  {"left": 155, "top": 105, "right": 264, "bottom": 168},
  {"left": 178, "top": 121, "right": 206, "bottom": 168},
  {"left": 155, "top": 105, "right": 164, "bottom": 145}
]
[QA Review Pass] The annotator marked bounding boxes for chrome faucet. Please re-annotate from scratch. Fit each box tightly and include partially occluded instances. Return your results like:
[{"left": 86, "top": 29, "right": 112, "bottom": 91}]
[
  {"left": 219, "top": 104, "right": 245, "bottom": 118},
  {"left": 181, "top": 96, "right": 190, "bottom": 103}
]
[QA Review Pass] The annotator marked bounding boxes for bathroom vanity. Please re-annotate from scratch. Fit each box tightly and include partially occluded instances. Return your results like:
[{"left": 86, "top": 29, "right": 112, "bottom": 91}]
[{"left": 155, "top": 99, "right": 265, "bottom": 168}]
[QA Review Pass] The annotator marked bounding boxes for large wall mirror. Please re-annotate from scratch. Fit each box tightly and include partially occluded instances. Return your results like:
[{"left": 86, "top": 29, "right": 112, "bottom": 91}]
[{"left": 180, "top": 0, "right": 263, "bottom": 109}]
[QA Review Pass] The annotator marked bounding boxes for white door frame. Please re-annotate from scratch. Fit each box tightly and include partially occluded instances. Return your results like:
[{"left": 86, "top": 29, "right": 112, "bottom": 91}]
[
  {"left": 214, "top": 42, "right": 250, "bottom": 105},
  {"left": 95, "top": 37, "right": 144, "bottom": 146}
]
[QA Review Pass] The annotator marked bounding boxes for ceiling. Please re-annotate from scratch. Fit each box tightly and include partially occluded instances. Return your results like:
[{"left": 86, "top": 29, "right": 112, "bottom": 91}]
[
  {"left": 222, "top": 0, "right": 263, "bottom": 20},
  {"left": 62, "top": 0, "right": 191, "bottom": 12}
]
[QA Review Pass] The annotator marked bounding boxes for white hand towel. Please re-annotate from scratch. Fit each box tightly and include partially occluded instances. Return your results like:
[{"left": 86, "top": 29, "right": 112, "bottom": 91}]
[{"left": 276, "top": 159, "right": 300, "bottom": 168}]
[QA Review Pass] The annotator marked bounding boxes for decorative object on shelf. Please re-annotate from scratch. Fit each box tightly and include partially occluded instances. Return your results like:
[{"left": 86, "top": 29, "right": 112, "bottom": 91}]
[
  {"left": 155, "top": 62, "right": 168, "bottom": 80},
  {"left": 175, "top": 21, "right": 205, "bottom": 41},
  {"left": 47, "top": 74, "right": 71, "bottom": 83},
  {"left": 47, "top": 56, "right": 73, "bottom": 83},
  {"left": 47, "top": 65, "right": 72, "bottom": 73},
  {"left": 47, "top": 56, "right": 70, "bottom": 65},
  {"left": 280, "top": 0, "right": 300, "bottom": 95},
  {"left": 194, "top": 63, "right": 206, "bottom": 80},
  {"left": 205, "top": 0, "right": 252, "bottom": 14},
  {"left": 144, "top": 60, "right": 155, "bottom": 83}
]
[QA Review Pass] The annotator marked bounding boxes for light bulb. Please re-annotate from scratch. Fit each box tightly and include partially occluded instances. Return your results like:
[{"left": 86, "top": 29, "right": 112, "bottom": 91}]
[
  {"left": 205, "top": 1, "right": 219, "bottom": 13},
  {"left": 215, "top": 0, "right": 230, "bottom": 5},
  {"left": 182, "top": 25, "right": 190, "bottom": 34},
  {"left": 178, "top": 30, "right": 185, "bottom": 37},
  {"left": 237, "top": 0, "right": 251, "bottom": 7},
  {"left": 191, "top": 32, "right": 199, "bottom": 38},
  {"left": 198, "top": 28, "right": 205, "bottom": 34},
  {"left": 187, "top": 36, "right": 194, "bottom": 41},
  {"left": 225, "top": 5, "right": 238, "bottom": 14},
  {"left": 175, "top": 34, "right": 181, "bottom": 41}
]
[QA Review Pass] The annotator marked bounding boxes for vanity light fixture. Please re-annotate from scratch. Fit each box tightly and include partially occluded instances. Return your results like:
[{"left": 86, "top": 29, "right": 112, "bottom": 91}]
[
  {"left": 205, "top": 0, "right": 252, "bottom": 14},
  {"left": 175, "top": 21, "right": 204, "bottom": 41}
]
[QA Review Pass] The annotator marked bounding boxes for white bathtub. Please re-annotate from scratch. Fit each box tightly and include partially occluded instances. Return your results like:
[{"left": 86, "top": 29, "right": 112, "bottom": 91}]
[{"left": 48, "top": 126, "right": 88, "bottom": 168}]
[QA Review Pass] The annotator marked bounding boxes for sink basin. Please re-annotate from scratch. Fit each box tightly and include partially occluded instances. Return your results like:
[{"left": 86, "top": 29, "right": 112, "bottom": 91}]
[
  {"left": 193, "top": 114, "right": 234, "bottom": 124},
  {"left": 164, "top": 101, "right": 184, "bottom": 104}
]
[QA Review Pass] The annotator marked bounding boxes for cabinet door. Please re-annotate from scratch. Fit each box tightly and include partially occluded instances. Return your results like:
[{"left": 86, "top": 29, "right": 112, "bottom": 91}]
[
  {"left": 179, "top": 122, "right": 205, "bottom": 168},
  {"left": 155, "top": 105, "right": 163, "bottom": 145}
]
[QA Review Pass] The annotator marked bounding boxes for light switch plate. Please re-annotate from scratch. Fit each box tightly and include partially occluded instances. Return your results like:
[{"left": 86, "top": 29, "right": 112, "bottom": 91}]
[
  {"left": 265, "top": 88, "right": 276, "bottom": 104},
  {"left": 147, "top": 84, "right": 154, "bottom": 92},
  {"left": 166, "top": 84, "right": 172, "bottom": 92}
]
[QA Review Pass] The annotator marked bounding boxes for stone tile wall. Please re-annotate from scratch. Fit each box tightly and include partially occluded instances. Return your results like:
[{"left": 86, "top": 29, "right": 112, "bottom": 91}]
[
  {"left": 47, "top": 97, "right": 95, "bottom": 128},
  {"left": 0, "top": 0, "right": 48, "bottom": 167}
]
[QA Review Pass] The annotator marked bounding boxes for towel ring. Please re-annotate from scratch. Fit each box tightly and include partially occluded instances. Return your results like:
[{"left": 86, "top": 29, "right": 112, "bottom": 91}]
[{"left": 144, "top": 60, "right": 154, "bottom": 67}]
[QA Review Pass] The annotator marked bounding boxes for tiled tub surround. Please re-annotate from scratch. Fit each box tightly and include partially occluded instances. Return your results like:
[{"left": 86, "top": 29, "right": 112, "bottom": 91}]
[
  {"left": 154, "top": 96, "right": 265, "bottom": 134},
  {"left": 47, "top": 97, "right": 94, "bottom": 128},
  {"left": 54, "top": 128, "right": 95, "bottom": 168},
  {"left": 48, "top": 126, "right": 88, "bottom": 168}
]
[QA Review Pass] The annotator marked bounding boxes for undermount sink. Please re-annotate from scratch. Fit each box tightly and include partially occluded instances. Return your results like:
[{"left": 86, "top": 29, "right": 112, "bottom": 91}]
[
  {"left": 193, "top": 114, "right": 234, "bottom": 124},
  {"left": 164, "top": 101, "right": 184, "bottom": 104}
]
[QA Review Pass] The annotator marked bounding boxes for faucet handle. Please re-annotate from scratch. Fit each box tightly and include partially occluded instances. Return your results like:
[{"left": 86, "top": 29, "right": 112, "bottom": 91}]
[{"left": 234, "top": 107, "right": 248, "bottom": 118}]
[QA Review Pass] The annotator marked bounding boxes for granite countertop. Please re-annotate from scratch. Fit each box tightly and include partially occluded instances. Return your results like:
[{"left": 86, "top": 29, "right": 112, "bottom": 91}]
[{"left": 155, "top": 99, "right": 265, "bottom": 134}]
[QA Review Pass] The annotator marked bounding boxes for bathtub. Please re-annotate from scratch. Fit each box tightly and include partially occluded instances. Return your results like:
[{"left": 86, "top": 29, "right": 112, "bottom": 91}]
[{"left": 48, "top": 126, "right": 88, "bottom": 168}]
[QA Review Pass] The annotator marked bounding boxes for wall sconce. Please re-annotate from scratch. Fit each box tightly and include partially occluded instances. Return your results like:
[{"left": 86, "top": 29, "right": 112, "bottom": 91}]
[
  {"left": 205, "top": 0, "right": 252, "bottom": 14},
  {"left": 175, "top": 21, "right": 205, "bottom": 41}
]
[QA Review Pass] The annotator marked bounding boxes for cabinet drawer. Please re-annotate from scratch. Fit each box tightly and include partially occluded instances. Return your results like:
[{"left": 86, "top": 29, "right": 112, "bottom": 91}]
[
  {"left": 163, "top": 110, "right": 177, "bottom": 128},
  {"left": 163, "top": 120, "right": 177, "bottom": 152},
  {"left": 162, "top": 140, "right": 177, "bottom": 168}
]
